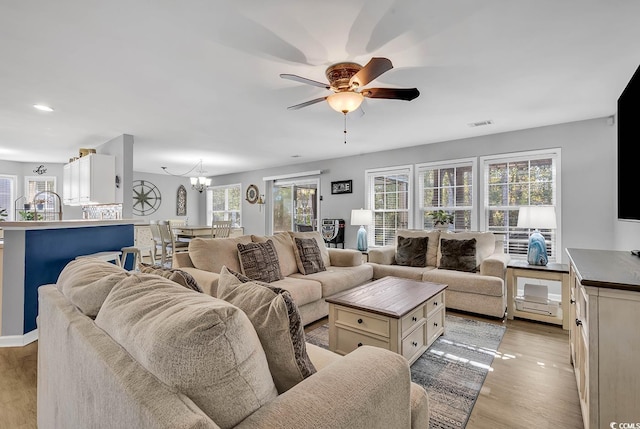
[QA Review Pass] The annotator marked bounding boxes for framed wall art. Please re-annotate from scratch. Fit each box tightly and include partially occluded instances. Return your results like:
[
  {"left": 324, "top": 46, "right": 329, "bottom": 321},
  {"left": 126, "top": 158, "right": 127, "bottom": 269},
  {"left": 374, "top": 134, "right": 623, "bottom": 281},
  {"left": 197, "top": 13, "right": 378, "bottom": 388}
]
[{"left": 331, "top": 180, "right": 352, "bottom": 195}]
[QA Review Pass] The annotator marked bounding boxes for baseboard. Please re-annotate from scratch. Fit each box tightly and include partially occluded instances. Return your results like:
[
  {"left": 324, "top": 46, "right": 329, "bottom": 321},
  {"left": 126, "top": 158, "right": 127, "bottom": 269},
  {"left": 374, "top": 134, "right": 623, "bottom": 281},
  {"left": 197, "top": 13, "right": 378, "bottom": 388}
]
[{"left": 0, "top": 329, "right": 38, "bottom": 347}]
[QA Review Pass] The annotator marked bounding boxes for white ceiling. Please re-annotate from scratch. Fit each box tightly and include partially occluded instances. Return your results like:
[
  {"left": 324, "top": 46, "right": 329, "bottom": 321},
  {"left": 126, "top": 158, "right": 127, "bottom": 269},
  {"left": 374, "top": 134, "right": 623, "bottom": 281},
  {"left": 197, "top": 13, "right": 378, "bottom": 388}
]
[{"left": 2, "top": 1, "right": 639, "bottom": 176}]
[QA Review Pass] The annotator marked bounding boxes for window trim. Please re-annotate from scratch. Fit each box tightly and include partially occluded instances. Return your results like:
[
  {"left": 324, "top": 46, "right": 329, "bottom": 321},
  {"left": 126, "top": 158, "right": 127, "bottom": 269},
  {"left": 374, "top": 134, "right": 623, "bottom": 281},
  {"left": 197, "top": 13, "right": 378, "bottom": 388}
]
[
  {"left": 0, "top": 174, "right": 17, "bottom": 221},
  {"left": 415, "top": 157, "right": 477, "bottom": 231},
  {"left": 206, "top": 183, "right": 242, "bottom": 228},
  {"left": 480, "top": 148, "right": 562, "bottom": 262},
  {"left": 365, "top": 164, "right": 413, "bottom": 247}
]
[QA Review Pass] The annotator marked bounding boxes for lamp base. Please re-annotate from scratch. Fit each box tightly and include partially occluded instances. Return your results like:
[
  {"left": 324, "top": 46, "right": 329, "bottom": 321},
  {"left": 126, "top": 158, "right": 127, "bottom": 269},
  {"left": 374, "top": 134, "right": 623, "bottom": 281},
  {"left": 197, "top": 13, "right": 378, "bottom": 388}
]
[
  {"left": 527, "top": 231, "right": 549, "bottom": 266},
  {"left": 356, "top": 225, "right": 367, "bottom": 251}
]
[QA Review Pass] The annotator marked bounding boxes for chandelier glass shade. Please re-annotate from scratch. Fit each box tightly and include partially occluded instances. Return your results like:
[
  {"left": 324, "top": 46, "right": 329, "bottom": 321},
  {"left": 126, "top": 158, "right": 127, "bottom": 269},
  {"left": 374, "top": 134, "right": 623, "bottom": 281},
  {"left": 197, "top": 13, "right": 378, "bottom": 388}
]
[
  {"left": 327, "top": 91, "right": 364, "bottom": 113},
  {"left": 161, "top": 159, "right": 211, "bottom": 193}
]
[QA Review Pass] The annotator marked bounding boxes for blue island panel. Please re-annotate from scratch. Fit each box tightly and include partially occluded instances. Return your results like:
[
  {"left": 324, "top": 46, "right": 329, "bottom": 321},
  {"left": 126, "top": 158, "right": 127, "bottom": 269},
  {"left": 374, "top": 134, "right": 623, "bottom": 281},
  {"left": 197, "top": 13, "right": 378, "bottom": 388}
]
[{"left": 23, "top": 224, "right": 134, "bottom": 333}]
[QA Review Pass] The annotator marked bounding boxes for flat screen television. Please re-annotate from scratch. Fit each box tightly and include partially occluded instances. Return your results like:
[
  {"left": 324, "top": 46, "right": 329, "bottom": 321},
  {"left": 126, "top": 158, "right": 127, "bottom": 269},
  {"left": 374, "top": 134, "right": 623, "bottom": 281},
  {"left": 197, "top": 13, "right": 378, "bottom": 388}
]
[{"left": 617, "top": 64, "right": 640, "bottom": 221}]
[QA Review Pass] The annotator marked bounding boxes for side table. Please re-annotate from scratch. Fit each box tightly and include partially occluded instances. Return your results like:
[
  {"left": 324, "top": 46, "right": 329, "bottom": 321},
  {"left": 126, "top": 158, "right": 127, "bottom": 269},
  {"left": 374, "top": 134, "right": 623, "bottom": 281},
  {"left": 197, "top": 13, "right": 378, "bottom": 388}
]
[{"left": 506, "top": 260, "right": 570, "bottom": 330}]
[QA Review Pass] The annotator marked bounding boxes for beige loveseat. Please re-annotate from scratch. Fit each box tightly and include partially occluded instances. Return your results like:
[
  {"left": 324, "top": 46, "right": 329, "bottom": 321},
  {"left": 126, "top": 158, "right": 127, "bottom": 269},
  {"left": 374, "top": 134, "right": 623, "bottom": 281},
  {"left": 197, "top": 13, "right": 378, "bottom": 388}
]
[
  {"left": 368, "top": 230, "right": 510, "bottom": 318},
  {"left": 173, "top": 231, "right": 373, "bottom": 325},
  {"left": 38, "top": 259, "right": 429, "bottom": 429}
]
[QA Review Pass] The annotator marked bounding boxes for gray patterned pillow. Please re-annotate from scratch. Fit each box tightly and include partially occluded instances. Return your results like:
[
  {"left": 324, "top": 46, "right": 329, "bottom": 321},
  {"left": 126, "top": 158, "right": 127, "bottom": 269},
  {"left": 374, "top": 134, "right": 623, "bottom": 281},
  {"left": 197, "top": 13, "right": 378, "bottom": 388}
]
[
  {"left": 138, "top": 263, "right": 203, "bottom": 292},
  {"left": 293, "top": 237, "right": 326, "bottom": 275},
  {"left": 237, "top": 240, "right": 283, "bottom": 283},
  {"left": 395, "top": 236, "right": 428, "bottom": 267},
  {"left": 439, "top": 238, "right": 478, "bottom": 272},
  {"left": 218, "top": 267, "right": 317, "bottom": 394}
]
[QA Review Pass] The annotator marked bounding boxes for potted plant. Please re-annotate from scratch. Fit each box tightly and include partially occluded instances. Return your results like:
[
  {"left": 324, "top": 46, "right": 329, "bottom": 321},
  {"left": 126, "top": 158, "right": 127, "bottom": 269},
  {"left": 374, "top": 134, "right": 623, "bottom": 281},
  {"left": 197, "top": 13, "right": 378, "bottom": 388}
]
[
  {"left": 35, "top": 199, "right": 46, "bottom": 210},
  {"left": 0, "top": 208, "right": 7, "bottom": 221},
  {"left": 18, "top": 210, "right": 43, "bottom": 221},
  {"left": 428, "top": 210, "right": 454, "bottom": 230}
]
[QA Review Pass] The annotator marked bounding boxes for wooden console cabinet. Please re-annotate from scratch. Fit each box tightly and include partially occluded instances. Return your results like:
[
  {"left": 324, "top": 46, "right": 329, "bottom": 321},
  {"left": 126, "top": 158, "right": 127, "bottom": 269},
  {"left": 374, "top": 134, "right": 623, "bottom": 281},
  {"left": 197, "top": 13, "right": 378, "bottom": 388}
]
[{"left": 566, "top": 248, "right": 640, "bottom": 429}]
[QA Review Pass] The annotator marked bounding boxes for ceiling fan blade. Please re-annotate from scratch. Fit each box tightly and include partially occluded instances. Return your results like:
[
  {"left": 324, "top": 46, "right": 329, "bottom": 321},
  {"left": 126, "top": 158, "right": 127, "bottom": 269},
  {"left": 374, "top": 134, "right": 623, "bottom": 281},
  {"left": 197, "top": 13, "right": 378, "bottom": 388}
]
[
  {"left": 280, "top": 74, "right": 330, "bottom": 89},
  {"left": 350, "top": 57, "right": 393, "bottom": 88},
  {"left": 361, "top": 87, "right": 420, "bottom": 101},
  {"left": 287, "top": 97, "right": 328, "bottom": 110}
]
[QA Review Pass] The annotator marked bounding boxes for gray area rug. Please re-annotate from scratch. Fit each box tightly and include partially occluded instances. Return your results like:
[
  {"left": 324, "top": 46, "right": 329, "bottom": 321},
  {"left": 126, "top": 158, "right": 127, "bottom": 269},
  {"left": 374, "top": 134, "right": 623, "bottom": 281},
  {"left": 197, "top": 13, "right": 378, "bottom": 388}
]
[{"left": 305, "top": 315, "right": 506, "bottom": 429}]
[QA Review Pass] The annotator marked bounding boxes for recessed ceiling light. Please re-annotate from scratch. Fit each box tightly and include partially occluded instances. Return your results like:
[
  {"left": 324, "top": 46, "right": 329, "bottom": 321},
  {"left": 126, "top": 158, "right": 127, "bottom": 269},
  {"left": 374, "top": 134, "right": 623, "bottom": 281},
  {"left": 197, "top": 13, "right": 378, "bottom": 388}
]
[
  {"left": 34, "top": 104, "right": 54, "bottom": 112},
  {"left": 468, "top": 120, "right": 493, "bottom": 127}
]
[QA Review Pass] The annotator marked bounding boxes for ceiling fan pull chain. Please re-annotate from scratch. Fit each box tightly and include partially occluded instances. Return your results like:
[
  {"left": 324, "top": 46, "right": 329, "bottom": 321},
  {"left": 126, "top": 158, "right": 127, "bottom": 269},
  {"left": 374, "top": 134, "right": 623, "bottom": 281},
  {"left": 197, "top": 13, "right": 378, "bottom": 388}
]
[{"left": 343, "top": 111, "right": 348, "bottom": 144}]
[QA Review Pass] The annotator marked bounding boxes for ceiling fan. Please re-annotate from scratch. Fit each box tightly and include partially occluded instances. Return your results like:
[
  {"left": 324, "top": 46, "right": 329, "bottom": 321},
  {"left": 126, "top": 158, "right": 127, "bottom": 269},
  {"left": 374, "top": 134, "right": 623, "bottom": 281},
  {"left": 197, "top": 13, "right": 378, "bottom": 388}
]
[{"left": 280, "top": 57, "right": 419, "bottom": 114}]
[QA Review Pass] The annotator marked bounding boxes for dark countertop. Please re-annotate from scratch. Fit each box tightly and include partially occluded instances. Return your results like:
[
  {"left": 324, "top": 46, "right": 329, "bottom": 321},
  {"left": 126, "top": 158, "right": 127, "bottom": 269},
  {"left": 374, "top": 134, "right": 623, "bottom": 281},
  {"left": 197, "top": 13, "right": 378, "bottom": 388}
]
[{"left": 565, "top": 248, "right": 640, "bottom": 292}]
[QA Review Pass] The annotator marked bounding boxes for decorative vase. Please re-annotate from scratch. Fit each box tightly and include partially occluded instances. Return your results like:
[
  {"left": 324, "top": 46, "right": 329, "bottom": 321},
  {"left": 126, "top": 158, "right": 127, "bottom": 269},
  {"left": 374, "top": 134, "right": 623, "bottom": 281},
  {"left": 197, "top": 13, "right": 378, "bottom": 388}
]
[
  {"left": 356, "top": 225, "right": 368, "bottom": 251},
  {"left": 527, "top": 231, "right": 549, "bottom": 265}
]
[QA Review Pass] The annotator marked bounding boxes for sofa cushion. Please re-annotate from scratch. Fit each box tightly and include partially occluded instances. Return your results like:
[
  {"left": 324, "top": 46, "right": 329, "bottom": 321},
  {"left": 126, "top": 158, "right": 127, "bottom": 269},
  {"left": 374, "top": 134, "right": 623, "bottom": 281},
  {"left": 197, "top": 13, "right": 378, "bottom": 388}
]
[
  {"left": 218, "top": 267, "right": 317, "bottom": 394},
  {"left": 437, "top": 231, "right": 495, "bottom": 267},
  {"left": 293, "top": 237, "right": 327, "bottom": 275},
  {"left": 252, "top": 233, "right": 298, "bottom": 277},
  {"left": 422, "top": 269, "right": 504, "bottom": 297},
  {"left": 370, "top": 263, "right": 435, "bottom": 281},
  {"left": 290, "top": 264, "right": 374, "bottom": 297},
  {"left": 396, "top": 229, "right": 440, "bottom": 267},
  {"left": 187, "top": 235, "right": 252, "bottom": 273},
  {"left": 396, "top": 236, "right": 428, "bottom": 267},
  {"left": 268, "top": 276, "right": 323, "bottom": 307},
  {"left": 56, "top": 258, "right": 130, "bottom": 317},
  {"left": 138, "top": 263, "right": 203, "bottom": 292},
  {"left": 237, "top": 240, "right": 284, "bottom": 283},
  {"left": 95, "top": 273, "right": 278, "bottom": 429},
  {"left": 289, "top": 231, "right": 330, "bottom": 267},
  {"left": 438, "top": 238, "right": 477, "bottom": 272}
]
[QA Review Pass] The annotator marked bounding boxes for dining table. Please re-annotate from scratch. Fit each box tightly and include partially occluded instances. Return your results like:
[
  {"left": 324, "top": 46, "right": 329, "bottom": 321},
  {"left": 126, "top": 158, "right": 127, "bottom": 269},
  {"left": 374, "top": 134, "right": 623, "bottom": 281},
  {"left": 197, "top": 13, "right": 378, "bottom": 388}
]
[{"left": 173, "top": 225, "right": 211, "bottom": 240}]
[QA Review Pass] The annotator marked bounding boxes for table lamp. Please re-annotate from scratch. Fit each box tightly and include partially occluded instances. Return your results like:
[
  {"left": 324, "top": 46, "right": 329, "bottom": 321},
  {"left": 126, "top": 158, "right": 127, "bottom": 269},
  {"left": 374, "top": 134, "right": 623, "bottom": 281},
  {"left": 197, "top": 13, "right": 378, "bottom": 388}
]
[
  {"left": 517, "top": 206, "right": 557, "bottom": 266},
  {"left": 351, "top": 209, "right": 372, "bottom": 251}
]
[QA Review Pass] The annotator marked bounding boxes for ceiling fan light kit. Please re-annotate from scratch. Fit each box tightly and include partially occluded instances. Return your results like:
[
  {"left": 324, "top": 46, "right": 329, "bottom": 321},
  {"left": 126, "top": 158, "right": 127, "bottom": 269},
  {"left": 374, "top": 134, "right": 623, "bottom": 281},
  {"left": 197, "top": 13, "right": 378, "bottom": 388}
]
[{"left": 281, "top": 57, "right": 419, "bottom": 114}]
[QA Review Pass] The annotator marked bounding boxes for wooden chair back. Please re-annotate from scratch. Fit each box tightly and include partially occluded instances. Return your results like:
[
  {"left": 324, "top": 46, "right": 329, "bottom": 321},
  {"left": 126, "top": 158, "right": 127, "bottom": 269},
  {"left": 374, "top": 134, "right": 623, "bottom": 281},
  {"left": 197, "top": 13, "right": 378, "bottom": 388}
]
[{"left": 211, "top": 220, "right": 232, "bottom": 238}]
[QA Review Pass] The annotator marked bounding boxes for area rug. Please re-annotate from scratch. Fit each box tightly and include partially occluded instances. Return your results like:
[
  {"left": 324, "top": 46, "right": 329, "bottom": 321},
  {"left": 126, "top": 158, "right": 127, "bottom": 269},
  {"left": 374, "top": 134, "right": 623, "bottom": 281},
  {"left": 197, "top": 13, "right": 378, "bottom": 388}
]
[{"left": 305, "top": 315, "right": 506, "bottom": 429}]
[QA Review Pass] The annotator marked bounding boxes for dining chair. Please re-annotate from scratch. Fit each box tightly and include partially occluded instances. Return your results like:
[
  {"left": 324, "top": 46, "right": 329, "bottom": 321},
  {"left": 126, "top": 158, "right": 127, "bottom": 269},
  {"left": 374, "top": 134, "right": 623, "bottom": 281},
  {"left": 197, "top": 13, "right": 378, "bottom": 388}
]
[
  {"left": 157, "top": 220, "right": 189, "bottom": 266},
  {"left": 211, "top": 220, "right": 232, "bottom": 238},
  {"left": 148, "top": 220, "right": 164, "bottom": 264}
]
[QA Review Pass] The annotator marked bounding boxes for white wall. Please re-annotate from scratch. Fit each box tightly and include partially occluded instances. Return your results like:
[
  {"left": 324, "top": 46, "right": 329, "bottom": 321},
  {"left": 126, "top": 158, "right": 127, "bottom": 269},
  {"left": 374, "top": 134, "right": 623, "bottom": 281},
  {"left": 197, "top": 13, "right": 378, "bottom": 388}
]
[{"left": 207, "top": 117, "right": 640, "bottom": 262}]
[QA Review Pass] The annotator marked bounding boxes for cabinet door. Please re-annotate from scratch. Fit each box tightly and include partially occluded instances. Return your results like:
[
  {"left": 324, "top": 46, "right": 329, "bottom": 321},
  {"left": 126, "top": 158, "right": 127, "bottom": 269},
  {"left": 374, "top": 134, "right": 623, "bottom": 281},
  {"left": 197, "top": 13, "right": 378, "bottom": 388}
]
[{"left": 78, "top": 156, "right": 91, "bottom": 203}]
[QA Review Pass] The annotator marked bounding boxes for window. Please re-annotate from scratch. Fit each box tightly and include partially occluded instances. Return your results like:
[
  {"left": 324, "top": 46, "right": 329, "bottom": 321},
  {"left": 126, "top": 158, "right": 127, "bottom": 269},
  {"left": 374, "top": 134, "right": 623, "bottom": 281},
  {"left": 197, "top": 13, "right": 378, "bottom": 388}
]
[
  {"left": 417, "top": 159, "right": 475, "bottom": 230},
  {"left": 366, "top": 166, "right": 412, "bottom": 247},
  {"left": 272, "top": 178, "right": 319, "bottom": 233},
  {"left": 0, "top": 175, "right": 16, "bottom": 221},
  {"left": 206, "top": 184, "right": 241, "bottom": 227},
  {"left": 481, "top": 149, "right": 561, "bottom": 262},
  {"left": 25, "top": 176, "right": 56, "bottom": 209}
]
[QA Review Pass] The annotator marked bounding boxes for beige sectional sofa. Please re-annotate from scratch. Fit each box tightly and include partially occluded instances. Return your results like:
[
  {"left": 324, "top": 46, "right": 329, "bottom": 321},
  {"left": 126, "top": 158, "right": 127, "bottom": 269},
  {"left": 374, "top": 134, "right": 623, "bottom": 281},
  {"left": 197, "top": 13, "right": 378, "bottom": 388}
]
[
  {"left": 38, "top": 259, "right": 429, "bottom": 429},
  {"left": 368, "top": 230, "right": 510, "bottom": 318},
  {"left": 173, "top": 231, "right": 373, "bottom": 325}
]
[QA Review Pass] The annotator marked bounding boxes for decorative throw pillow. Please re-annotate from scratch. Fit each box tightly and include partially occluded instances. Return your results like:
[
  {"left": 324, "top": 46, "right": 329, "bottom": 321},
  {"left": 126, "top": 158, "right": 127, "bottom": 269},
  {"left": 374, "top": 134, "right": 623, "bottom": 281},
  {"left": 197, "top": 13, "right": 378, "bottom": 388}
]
[
  {"left": 395, "top": 236, "right": 429, "bottom": 267},
  {"left": 293, "top": 237, "right": 327, "bottom": 275},
  {"left": 237, "top": 240, "right": 284, "bottom": 283},
  {"left": 439, "top": 238, "right": 478, "bottom": 272},
  {"left": 138, "top": 262, "right": 203, "bottom": 292},
  {"left": 95, "top": 274, "right": 278, "bottom": 429},
  {"left": 218, "top": 266, "right": 317, "bottom": 394},
  {"left": 288, "top": 231, "right": 330, "bottom": 268}
]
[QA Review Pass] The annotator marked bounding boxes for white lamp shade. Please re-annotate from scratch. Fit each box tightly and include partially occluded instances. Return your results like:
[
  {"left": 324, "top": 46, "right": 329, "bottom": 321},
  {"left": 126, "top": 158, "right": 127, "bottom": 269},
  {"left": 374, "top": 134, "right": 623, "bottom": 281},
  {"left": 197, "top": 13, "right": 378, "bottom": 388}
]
[
  {"left": 190, "top": 177, "right": 198, "bottom": 185},
  {"left": 351, "top": 209, "right": 372, "bottom": 226},
  {"left": 327, "top": 92, "right": 364, "bottom": 113},
  {"left": 517, "top": 206, "right": 557, "bottom": 229}
]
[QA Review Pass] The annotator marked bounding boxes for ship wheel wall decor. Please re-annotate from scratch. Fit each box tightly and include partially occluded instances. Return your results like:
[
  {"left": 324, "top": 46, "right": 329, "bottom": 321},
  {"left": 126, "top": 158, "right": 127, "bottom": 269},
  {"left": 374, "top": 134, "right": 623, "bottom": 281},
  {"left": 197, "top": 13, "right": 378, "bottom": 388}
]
[{"left": 132, "top": 180, "right": 162, "bottom": 216}]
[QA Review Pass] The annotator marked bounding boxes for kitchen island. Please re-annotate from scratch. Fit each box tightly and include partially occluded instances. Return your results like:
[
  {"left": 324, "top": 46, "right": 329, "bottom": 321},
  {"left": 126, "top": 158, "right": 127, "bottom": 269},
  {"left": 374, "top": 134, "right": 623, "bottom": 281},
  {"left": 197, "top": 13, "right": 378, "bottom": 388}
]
[{"left": 0, "top": 220, "right": 137, "bottom": 346}]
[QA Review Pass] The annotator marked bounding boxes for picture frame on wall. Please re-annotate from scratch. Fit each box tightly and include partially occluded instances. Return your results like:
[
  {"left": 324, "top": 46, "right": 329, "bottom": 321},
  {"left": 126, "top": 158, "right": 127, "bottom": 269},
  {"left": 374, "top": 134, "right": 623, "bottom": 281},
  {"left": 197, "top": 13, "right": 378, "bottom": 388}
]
[{"left": 331, "top": 180, "right": 352, "bottom": 195}]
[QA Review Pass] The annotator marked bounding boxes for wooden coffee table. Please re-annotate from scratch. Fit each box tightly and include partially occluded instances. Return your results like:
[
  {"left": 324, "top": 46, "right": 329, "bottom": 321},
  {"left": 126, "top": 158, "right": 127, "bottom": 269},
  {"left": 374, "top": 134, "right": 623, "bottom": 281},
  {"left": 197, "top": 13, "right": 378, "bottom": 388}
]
[{"left": 325, "top": 276, "right": 447, "bottom": 365}]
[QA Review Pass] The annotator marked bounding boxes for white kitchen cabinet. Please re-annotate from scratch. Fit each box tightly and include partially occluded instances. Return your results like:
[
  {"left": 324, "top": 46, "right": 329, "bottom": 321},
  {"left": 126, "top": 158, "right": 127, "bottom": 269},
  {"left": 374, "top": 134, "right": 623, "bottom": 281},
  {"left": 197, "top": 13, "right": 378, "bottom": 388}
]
[{"left": 63, "top": 154, "right": 115, "bottom": 205}]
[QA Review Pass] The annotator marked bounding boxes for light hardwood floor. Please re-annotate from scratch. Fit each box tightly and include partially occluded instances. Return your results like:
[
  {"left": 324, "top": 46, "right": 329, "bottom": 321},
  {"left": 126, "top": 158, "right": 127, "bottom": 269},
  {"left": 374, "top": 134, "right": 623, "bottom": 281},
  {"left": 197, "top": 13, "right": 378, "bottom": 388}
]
[{"left": 1, "top": 314, "right": 582, "bottom": 429}]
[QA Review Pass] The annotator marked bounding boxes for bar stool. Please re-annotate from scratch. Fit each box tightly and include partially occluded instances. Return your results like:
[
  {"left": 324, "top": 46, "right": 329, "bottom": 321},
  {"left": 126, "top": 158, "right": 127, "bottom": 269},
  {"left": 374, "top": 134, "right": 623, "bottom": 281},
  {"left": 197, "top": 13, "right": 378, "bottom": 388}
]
[
  {"left": 120, "top": 245, "right": 153, "bottom": 270},
  {"left": 76, "top": 251, "right": 123, "bottom": 267}
]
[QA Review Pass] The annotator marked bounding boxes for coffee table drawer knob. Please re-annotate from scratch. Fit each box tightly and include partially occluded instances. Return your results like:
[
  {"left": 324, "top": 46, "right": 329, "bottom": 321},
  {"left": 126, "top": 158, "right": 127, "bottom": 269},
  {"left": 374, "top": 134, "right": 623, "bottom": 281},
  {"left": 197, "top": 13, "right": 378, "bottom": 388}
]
[
  {"left": 357, "top": 318, "right": 363, "bottom": 324},
  {"left": 412, "top": 341, "right": 418, "bottom": 347},
  {"left": 433, "top": 322, "right": 438, "bottom": 327},
  {"left": 357, "top": 342, "right": 363, "bottom": 347},
  {"left": 412, "top": 316, "right": 417, "bottom": 322}
]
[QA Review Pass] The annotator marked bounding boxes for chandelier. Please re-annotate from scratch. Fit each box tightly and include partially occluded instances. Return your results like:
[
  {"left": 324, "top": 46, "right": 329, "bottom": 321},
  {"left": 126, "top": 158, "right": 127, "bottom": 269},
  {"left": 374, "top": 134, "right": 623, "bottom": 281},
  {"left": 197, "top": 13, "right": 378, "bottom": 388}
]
[{"left": 161, "top": 159, "right": 212, "bottom": 193}]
